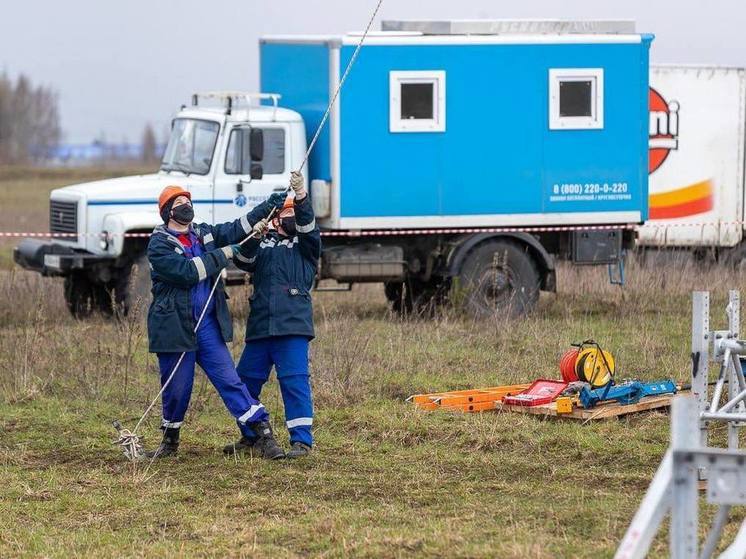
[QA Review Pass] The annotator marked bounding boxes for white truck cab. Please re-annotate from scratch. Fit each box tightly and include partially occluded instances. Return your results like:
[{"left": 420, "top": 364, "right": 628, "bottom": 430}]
[{"left": 15, "top": 92, "right": 308, "bottom": 316}]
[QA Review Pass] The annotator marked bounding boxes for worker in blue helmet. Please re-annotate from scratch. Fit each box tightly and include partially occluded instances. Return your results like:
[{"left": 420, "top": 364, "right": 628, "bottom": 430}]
[
  {"left": 145, "top": 185, "right": 287, "bottom": 460},
  {"left": 225, "top": 170, "right": 321, "bottom": 459}
]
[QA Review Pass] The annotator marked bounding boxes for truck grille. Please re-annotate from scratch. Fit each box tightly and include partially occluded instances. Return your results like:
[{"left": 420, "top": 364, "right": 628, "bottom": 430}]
[{"left": 49, "top": 200, "right": 78, "bottom": 238}]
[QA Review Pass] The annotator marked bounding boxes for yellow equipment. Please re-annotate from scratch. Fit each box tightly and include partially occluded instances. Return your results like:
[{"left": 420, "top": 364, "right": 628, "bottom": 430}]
[
  {"left": 575, "top": 345, "right": 615, "bottom": 387},
  {"left": 555, "top": 397, "right": 574, "bottom": 414}
]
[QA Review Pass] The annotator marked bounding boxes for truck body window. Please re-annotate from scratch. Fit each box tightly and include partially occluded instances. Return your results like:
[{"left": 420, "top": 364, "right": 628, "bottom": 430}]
[
  {"left": 560, "top": 81, "right": 593, "bottom": 117},
  {"left": 389, "top": 70, "right": 446, "bottom": 133},
  {"left": 401, "top": 83, "right": 434, "bottom": 120},
  {"left": 224, "top": 127, "right": 285, "bottom": 175},
  {"left": 549, "top": 68, "right": 604, "bottom": 130}
]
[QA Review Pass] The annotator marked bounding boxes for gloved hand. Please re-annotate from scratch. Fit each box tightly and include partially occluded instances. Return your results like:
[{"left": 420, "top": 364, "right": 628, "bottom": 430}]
[
  {"left": 220, "top": 244, "right": 241, "bottom": 260},
  {"left": 252, "top": 218, "right": 269, "bottom": 238},
  {"left": 267, "top": 192, "right": 287, "bottom": 211},
  {"left": 290, "top": 170, "right": 306, "bottom": 199}
]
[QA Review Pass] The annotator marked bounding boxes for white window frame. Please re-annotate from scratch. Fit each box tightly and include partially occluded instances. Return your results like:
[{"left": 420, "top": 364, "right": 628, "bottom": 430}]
[
  {"left": 389, "top": 70, "right": 446, "bottom": 133},
  {"left": 549, "top": 68, "right": 604, "bottom": 130}
]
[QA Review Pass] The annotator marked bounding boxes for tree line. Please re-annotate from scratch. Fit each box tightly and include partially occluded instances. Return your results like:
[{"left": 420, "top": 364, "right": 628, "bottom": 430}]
[{"left": 0, "top": 73, "right": 62, "bottom": 164}]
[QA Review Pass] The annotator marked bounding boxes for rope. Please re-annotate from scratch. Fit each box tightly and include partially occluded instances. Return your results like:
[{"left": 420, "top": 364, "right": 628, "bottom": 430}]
[
  {"left": 115, "top": 0, "right": 384, "bottom": 463},
  {"left": 298, "top": 0, "right": 384, "bottom": 174},
  {"left": 112, "top": 420, "right": 144, "bottom": 461}
]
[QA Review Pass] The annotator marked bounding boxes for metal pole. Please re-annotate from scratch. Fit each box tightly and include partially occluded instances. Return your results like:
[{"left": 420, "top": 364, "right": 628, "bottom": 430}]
[
  {"left": 670, "top": 396, "right": 699, "bottom": 559},
  {"left": 727, "top": 359, "right": 741, "bottom": 450},
  {"left": 699, "top": 505, "right": 731, "bottom": 559},
  {"left": 614, "top": 451, "right": 673, "bottom": 559},
  {"left": 729, "top": 351, "right": 746, "bottom": 392},
  {"left": 717, "top": 388, "right": 746, "bottom": 414},
  {"left": 710, "top": 349, "right": 730, "bottom": 413},
  {"left": 718, "top": 519, "right": 746, "bottom": 559},
  {"left": 701, "top": 411, "right": 746, "bottom": 422},
  {"left": 727, "top": 290, "right": 740, "bottom": 340},
  {"left": 726, "top": 293, "right": 744, "bottom": 452},
  {"left": 692, "top": 291, "right": 710, "bottom": 448}
]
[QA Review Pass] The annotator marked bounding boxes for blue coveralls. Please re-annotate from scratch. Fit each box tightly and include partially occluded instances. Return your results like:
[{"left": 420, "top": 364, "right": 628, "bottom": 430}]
[
  {"left": 234, "top": 195, "right": 321, "bottom": 447},
  {"left": 147, "top": 222, "right": 268, "bottom": 430}
]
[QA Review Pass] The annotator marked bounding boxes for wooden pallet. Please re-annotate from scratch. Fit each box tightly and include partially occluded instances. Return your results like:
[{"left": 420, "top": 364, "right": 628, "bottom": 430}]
[{"left": 494, "top": 393, "right": 677, "bottom": 421}]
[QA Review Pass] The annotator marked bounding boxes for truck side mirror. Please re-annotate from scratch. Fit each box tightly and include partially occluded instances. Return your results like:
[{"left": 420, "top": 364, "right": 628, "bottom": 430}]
[
  {"left": 250, "top": 163, "right": 263, "bottom": 180},
  {"left": 249, "top": 128, "right": 264, "bottom": 161}
]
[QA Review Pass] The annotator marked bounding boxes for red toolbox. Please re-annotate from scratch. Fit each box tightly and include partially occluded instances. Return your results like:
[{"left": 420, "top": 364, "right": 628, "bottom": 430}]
[{"left": 502, "top": 379, "right": 568, "bottom": 407}]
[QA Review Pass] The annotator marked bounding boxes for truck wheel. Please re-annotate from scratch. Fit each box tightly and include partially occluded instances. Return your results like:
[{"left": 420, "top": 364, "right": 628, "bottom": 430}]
[
  {"left": 64, "top": 274, "right": 105, "bottom": 318},
  {"left": 113, "top": 253, "right": 152, "bottom": 316},
  {"left": 457, "top": 240, "right": 540, "bottom": 318}
]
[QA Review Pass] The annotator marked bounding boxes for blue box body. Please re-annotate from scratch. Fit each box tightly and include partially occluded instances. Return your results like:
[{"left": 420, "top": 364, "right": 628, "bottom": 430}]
[{"left": 261, "top": 34, "right": 652, "bottom": 230}]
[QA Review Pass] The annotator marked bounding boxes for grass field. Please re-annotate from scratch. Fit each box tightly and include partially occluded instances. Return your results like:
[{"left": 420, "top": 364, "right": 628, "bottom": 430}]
[{"left": 1, "top": 168, "right": 745, "bottom": 558}]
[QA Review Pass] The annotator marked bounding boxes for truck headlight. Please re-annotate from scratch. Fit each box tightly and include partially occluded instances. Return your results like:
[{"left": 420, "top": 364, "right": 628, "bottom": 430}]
[{"left": 100, "top": 231, "right": 110, "bottom": 251}]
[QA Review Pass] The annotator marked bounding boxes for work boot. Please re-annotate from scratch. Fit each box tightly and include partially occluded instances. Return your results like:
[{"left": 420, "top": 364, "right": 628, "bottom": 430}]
[
  {"left": 145, "top": 428, "right": 179, "bottom": 459},
  {"left": 248, "top": 421, "right": 285, "bottom": 460},
  {"left": 287, "top": 442, "right": 312, "bottom": 459},
  {"left": 223, "top": 435, "right": 255, "bottom": 456}
]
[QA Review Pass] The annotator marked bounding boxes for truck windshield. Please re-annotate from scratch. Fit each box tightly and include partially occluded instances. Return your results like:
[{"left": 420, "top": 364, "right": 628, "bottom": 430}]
[{"left": 160, "top": 119, "right": 219, "bottom": 175}]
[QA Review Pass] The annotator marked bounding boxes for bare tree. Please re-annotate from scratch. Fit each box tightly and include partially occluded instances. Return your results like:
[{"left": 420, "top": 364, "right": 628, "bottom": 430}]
[
  {"left": 0, "top": 72, "right": 61, "bottom": 164},
  {"left": 141, "top": 122, "right": 157, "bottom": 163},
  {"left": 0, "top": 74, "right": 11, "bottom": 162}
]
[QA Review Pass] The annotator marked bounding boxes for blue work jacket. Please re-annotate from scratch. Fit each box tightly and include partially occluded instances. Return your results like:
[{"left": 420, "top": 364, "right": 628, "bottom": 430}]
[
  {"left": 146, "top": 214, "right": 254, "bottom": 353},
  {"left": 236, "top": 195, "right": 321, "bottom": 341}
]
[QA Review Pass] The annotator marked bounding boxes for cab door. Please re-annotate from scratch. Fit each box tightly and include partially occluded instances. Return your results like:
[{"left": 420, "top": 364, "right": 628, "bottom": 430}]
[{"left": 213, "top": 124, "right": 290, "bottom": 224}]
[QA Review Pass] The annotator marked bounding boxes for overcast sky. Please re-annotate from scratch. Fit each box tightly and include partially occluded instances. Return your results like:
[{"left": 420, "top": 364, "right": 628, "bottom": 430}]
[{"left": 1, "top": 0, "right": 743, "bottom": 143}]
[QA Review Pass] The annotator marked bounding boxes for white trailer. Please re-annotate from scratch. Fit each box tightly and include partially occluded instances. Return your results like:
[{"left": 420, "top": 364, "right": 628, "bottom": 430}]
[{"left": 639, "top": 65, "right": 746, "bottom": 254}]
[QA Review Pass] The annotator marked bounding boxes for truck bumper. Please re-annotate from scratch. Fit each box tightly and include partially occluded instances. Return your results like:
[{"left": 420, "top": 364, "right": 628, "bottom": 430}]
[{"left": 13, "top": 239, "right": 111, "bottom": 276}]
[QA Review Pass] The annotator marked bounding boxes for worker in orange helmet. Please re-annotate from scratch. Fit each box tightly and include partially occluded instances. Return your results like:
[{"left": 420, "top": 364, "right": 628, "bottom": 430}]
[
  {"left": 144, "top": 185, "right": 287, "bottom": 459},
  {"left": 226, "top": 171, "right": 321, "bottom": 459}
]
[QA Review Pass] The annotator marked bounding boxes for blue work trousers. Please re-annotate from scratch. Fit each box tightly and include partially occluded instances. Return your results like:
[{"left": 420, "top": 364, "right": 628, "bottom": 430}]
[
  {"left": 236, "top": 335, "right": 314, "bottom": 446},
  {"left": 157, "top": 314, "right": 268, "bottom": 429}
]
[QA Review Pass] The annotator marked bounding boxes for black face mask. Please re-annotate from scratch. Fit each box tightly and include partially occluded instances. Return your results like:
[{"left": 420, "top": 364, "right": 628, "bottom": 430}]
[
  {"left": 280, "top": 216, "right": 296, "bottom": 236},
  {"left": 171, "top": 204, "right": 194, "bottom": 225}
]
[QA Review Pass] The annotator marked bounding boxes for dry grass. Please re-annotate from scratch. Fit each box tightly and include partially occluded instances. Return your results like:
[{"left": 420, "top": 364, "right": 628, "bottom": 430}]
[{"left": 2, "top": 168, "right": 746, "bottom": 557}]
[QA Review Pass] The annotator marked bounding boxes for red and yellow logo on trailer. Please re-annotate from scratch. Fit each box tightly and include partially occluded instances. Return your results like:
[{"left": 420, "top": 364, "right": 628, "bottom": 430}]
[
  {"left": 649, "top": 88, "right": 680, "bottom": 174},
  {"left": 648, "top": 87, "right": 714, "bottom": 219},
  {"left": 649, "top": 179, "right": 713, "bottom": 220}
]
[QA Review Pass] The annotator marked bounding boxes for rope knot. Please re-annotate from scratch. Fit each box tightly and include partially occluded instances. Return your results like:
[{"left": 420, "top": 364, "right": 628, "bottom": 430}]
[{"left": 113, "top": 420, "right": 144, "bottom": 461}]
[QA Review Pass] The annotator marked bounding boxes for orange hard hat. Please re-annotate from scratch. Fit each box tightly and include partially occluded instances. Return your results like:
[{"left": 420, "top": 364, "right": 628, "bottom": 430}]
[
  {"left": 282, "top": 195, "right": 295, "bottom": 211},
  {"left": 158, "top": 185, "right": 191, "bottom": 212}
]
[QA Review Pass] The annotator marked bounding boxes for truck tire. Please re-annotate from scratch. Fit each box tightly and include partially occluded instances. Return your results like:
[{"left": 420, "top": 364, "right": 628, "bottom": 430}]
[
  {"left": 113, "top": 253, "right": 152, "bottom": 316},
  {"left": 64, "top": 273, "right": 107, "bottom": 318},
  {"left": 457, "top": 239, "right": 540, "bottom": 318}
]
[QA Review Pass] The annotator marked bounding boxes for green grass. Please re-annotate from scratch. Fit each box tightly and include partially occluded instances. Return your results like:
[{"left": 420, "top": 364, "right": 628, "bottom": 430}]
[{"left": 1, "top": 168, "right": 746, "bottom": 557}]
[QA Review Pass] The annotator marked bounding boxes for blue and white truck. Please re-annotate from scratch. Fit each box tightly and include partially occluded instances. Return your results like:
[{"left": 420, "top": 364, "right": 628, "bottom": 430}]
[{"left": 14, "top": 19, "right": 653, "bottom": 317}]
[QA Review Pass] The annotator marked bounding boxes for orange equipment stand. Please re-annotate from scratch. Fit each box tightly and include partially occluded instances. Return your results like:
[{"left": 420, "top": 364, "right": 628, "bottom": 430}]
[{"left": 407, "top": 384, "right": 531, "bottom": 413}]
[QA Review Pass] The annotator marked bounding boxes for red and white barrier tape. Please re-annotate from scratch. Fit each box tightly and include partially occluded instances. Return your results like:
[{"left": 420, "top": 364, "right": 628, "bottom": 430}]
[
  {"left": 0, "top": 224, "right": 636, "bottom": 239},
  {"left": 0, "top": 221, "right": 743, "bottom": 239}
]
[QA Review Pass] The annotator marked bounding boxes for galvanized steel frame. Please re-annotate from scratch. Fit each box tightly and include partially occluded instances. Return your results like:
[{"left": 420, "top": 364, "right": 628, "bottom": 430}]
[{"left": 615, "top": 291, "right": 746, "bottom": 559}]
